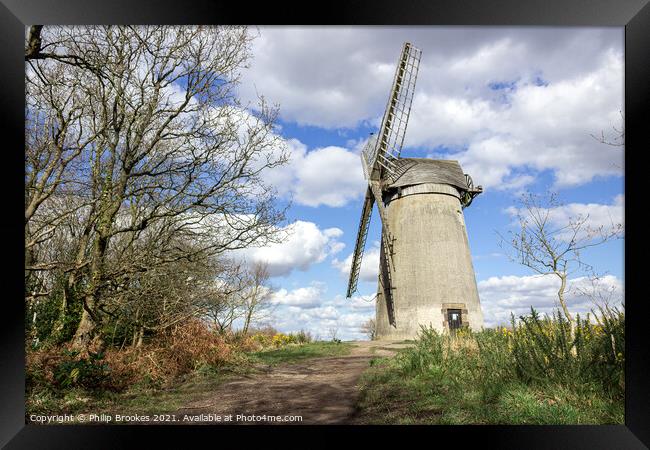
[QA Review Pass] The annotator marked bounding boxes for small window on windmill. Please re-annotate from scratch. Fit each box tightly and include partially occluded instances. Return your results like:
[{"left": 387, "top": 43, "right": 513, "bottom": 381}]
[{"left": 447, "top": 309, "right": 462, "bottom": 331}]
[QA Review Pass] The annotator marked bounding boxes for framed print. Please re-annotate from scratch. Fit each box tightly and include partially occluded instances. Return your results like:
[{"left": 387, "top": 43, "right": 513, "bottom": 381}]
[{"left": 1, "top": 0, "right": 649, "bottom": 448}]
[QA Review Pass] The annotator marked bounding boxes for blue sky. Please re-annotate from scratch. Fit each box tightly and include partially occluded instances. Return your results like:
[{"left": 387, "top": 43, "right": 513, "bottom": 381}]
[{"left": 229, "top": 27, "right": 625, "bottom": 340}]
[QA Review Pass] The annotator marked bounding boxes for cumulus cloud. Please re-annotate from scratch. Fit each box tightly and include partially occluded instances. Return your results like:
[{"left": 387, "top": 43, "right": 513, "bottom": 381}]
[
  {"left": 547, "top": 194, "right": 624, "bottom": 231},
  {"left": 241, "top": 27, "right": 623, "bottom": 190},
  {"left": 451, "top": 48, "right": 624, "bottom": 189},
  {"left": 504, "top": 194, "right": 624, "bottom": 241},
  {"left": 265, "top": 283, "right": 377, "bottom": 340},
  {"left": 478, "top": 274, "right": 623, "bottom": 327},
  {"left": 347, "top": 294, "right": 377, "bottom": 310},
  {"left": 205, "top": 113, "right": 365, "bottom": 208},
  {"left": 233, "top": 220, "right": 345, "bottom": 276},
  {"left": 240, "top": 28, "right": 398, "bottom": 128},
  {"left": 272, "top": 304, "right": 374, "bottom": 341},
  {"left": 331, "top": 293, "right": 377, "bottom": 310},
  {"left": 270, "top": 282, "right": 326, "bottom": 308},
  {"left": 262, "top": 138, "right": 366, "bottom": 207},
  {"left": 267, "top": 273, "right": 624, "bottom": 339},
  {"left": 332, "top": 241, "right": 380, "bottom": 283}
]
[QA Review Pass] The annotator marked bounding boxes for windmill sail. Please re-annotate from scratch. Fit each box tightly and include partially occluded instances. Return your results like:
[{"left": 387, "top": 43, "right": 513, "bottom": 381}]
[
  {"left": 379, "top": 236, "right": 396, "bottom": 326},
  {"left": 346, "top": 187, "right": 374, "bottom": 297},
  {"left": 369, "top": 180, "right": 395, "bottom": 262},
  {"left": 368, "top": 42, "right": 421, "bottom": 182},
  {"left": 346, "top": 42, "right": 422, "bottom": 328}
]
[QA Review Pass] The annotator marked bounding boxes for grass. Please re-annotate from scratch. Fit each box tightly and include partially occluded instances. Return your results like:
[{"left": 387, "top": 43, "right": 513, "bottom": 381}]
[
  {"left": 357, "top": 366, "right": 623, "bottom": 424},
  {"left": 359, "top": 362, "right": 624, "bottom": 425},
  {"left": 355, "top": 312, "right": 625, "bottom": 425},
  {"left": 248, "top": 341, "right": 351, "bottom": 366},
  {"left": 359, "top": 368, "right": 624, "bottom": 425}
]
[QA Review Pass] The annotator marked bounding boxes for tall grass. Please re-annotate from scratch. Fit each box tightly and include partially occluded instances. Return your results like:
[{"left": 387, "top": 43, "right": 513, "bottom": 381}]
[
  {"left": 358, "top": 306, "right": 624, "bottom": 424},
  {"left": 510, "top": 306, "right": 624, "bottom": 396}
]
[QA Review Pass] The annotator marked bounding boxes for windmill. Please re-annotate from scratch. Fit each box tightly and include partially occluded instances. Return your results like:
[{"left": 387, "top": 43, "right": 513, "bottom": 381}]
[{"left": 346, "top": 42, "right": 485, "bottom": 339}]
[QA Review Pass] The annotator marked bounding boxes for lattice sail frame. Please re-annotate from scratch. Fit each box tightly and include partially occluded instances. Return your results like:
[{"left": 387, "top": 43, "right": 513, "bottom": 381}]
[
  {"left": 360, "top": 135, "right": 377, "bottom": 182},
  {"left": 347, "top": 42, "right": 422, "bottom": 299},
  {"left": 363, "top": 42, "right": 422, "bottom": 182},
  {"left": 346, "top": 188, "right": 374, "bottom": 298}
]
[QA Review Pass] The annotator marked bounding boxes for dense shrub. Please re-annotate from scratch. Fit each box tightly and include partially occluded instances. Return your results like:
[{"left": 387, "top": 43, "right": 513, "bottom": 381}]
[
  {"left": 294, "top": 329, "right": 313, "bottom": 344},
  {"left": 358, "top": 306, "right": 624, "bottom": 424},
  {"left": 27, "top": 320, "right": 317, "bottom": 399},
  {"left": 53, "top": 350, "right": 109, "bottom": 389},
  {"left": 27, "top": 320, "right": 236, "bottom": 393},
  {"left": 102, "top": 320, "right": 234, "bottom": 389},
  {"left": 247, "top": 329, "right": 312, "bottom": 349},
  {"left": 398, "top": 306, "right": 624, "bottom": 400},
  {"left": 511, "top": 306, "right": 624, "bottom": 396},
  {"left": 26, "top": 344, "right": 111, "bottom": 391}
]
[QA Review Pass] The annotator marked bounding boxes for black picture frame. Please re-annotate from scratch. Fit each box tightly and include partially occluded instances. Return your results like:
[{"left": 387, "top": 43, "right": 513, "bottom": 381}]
[{"left": 1, "top": 0, "right": 648, "bottom": 448}]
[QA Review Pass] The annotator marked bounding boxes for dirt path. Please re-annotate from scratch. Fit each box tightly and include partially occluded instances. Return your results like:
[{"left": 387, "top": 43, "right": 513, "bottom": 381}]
[{"left": 173, "top": 340, "right": 408, "bottom": 425}]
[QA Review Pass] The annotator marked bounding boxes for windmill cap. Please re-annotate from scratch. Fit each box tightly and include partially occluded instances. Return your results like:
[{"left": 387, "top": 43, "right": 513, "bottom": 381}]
[{"left": 385, "top": 158, "right": 469, "bottom": 192}]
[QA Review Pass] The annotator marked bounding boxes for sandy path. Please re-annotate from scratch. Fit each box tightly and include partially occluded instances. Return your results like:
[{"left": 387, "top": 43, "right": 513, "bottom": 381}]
[{"left": 173, "top": 340, "right": 408, "bottom": 425}]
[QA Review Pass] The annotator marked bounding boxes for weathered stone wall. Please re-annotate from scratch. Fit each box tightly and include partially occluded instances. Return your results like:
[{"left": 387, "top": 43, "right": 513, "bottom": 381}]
[{"left": 375, "top": 180, "right": 484, "bottom": 340}]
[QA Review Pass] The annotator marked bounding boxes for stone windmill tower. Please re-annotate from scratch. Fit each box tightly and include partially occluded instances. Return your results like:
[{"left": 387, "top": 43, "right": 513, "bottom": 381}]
[{"left": 346, "top": 42, "right": 484, "bottom": 340}]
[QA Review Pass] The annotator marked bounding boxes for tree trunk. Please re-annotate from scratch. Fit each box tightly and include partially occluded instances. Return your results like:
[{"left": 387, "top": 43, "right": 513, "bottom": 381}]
[
  {"left": 30, "top": 298, "right": 40, "bottom": 347},
  {"left": 50, "top": 290, "right": 68, "bottom": 343},
  {"left": 556, "top": 272, "right": 577, "bottom": 356},
  {"left": 72, "top": 305, "right": 98, "bottom": 350},
  {"left": 131, "top": 308, "right": 141, "bottom": 348},
  {"left": 71, "top": 236, "right": 107, "bottom": 350},
  {"left": 243, "top": 309, "right": 253, "bottom": 335},
  {"left": 136, "top": 326, "right": 144, "bottom": 348},
  {"left": 54, "top": 222, "right": 93, "bottom": 343}
]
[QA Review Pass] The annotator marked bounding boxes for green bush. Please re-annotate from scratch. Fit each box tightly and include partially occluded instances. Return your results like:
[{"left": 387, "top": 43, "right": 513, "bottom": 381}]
[
  {"left": 293, "top": 330, "right": 313, "bottom": 344},
  {"left": 358, "top": 306, "right": 625, "bottom": 424},
  {"left": 395, "top": 305, "right": 624, "bottom": 403},
  {"left": 511, "top": 306, "right": 624, "bottom": 397},
  {"left": 510, "top": 309, "right": 579, "bottom": 384},
  {"left": 53, "top": 349, "right": 109, "bottom": 389},
  {"left": 582, "top": 304, "right": 625, "bottom": 395}
]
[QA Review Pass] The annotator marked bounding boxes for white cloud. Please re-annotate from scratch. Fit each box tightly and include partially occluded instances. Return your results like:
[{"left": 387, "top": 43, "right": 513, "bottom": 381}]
[
  {"left": 240, "top": 28, "right": 397, "bottom": 128},
  {"left": 454, "top": 48, "right": 624, "bottom": 189},
  {"left": 347, "top": 294, "right": 377, "bottom": 310},
  {"left": 234, "top": 220, "right": 345, "bottom": 276},
  {"left": 331, "top": 293, "right": 377, "bottom": 310},
  {"left": 478, "top": 274, "right": 623, "bottom": 327},
  {"left": 293, "top": 146, "right": 365, "bottom": 207},
  {"left": 332, "top": 241, "right": 380, "bottom": 283},
  {"left": 548, "top": 194, "right": 624, "bottom": 230},
  {"left": 264, "top": 282, "right": 376, "bottom": 340},
  {"left": 308, "top": 306, "right": 341, "bottom": 320},
  {"left": 262, "top": 138, "right": 366, "bottom": 208},
  {"left": 270, "top": 282, "right": 326, "bottom": 308},
  {"left": 241, "top": 27, "right": 624, "bottom": 190},
  {"left": 505, "top": 195, "right": 624, "bottom": 241},
  {"left": 291, "top": 308, "right": 373, "bottom": 341},
  {"left": 268, "top": 273, "right": 624, "bottom": 338}
]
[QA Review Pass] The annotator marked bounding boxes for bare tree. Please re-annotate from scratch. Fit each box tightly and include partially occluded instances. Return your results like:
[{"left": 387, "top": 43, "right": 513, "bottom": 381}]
[
  {"left": 196, "top": 261, "right": 275, "bottom": 335},
  {"left": 240, "top": 263, "right": 275, "bottom": 334},
  {"left": 106, "top": 245, "right": 225, "bottom": 347},
  {"left": 591, "top": 110, "right": 624, "bottom": 171},
  {"left": 199, "top": 260, "right": 249, "bottom": 333},
  {"left": 25, "top": 26, "right": 289, "bottom": 350},
  {"left": 572, "top": 272, "right": 623, "bottom": 313},
  {"left": 360, "top": 318, "right": 376, "bottom": 341},
  {"left": 498, "top": 192, "right": 622, "bottom": 343},
  {"left": 328, "top": 326, "right": 339, "bottom": 342},
  {"left": 591, "top": 110, "right": 625, "bottom": 148}
]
